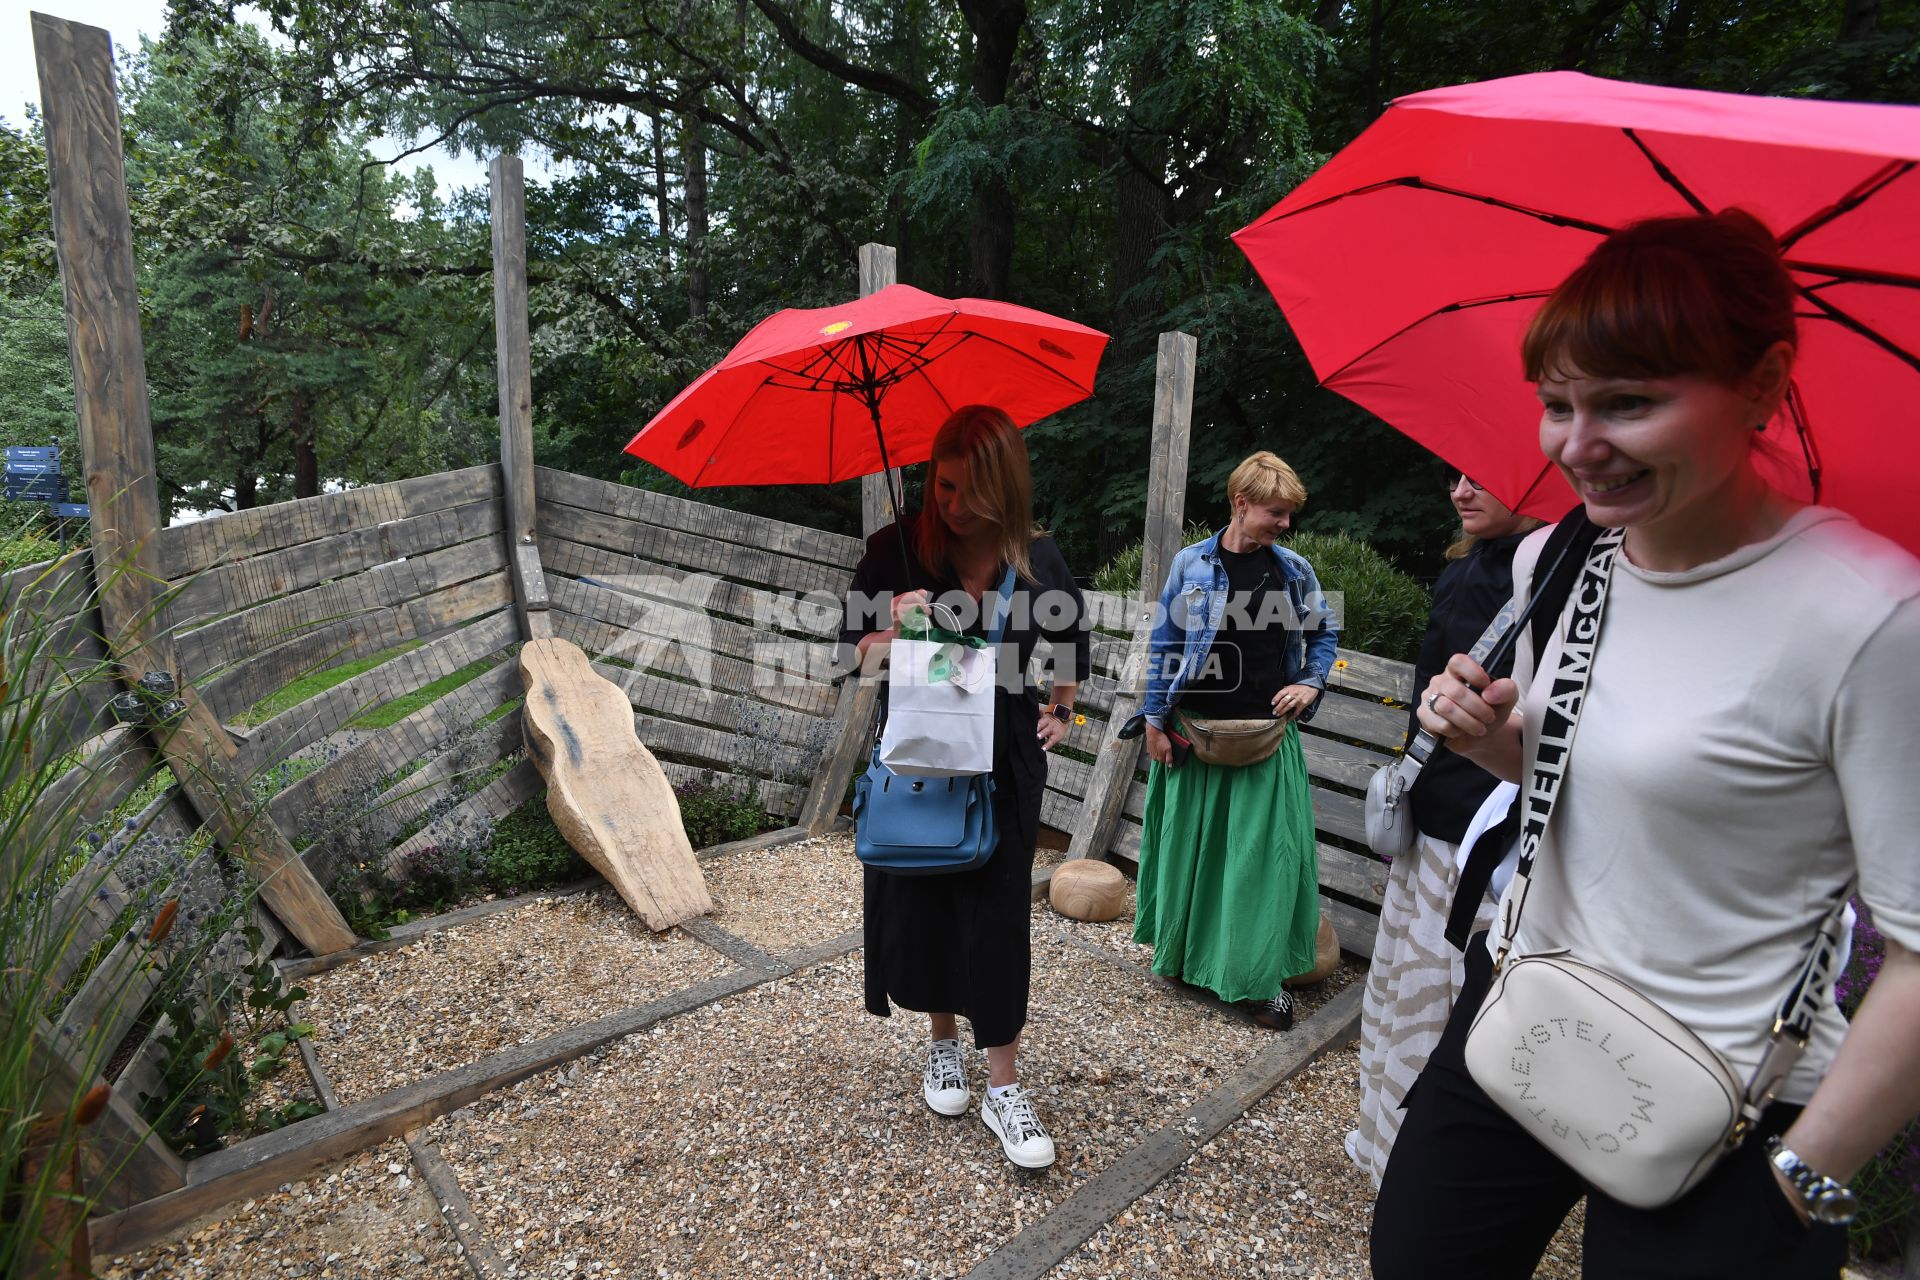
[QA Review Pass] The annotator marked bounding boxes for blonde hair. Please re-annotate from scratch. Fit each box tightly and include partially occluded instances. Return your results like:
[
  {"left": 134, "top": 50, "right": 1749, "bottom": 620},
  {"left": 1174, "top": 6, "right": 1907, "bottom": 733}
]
[
  {"left": 1227, "top": 451, "right": 1308, "bottom": 510},
  {"left": 1444, "top": 519, "right": 1544, "bottom": 561},
  {"left": 915, "top": 405, "right": 1040, "bottom": 581}
]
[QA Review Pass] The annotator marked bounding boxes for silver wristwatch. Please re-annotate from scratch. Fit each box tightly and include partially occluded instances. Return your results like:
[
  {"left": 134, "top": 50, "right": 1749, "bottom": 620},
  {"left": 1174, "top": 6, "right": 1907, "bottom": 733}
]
[{"left": 1765, "top": 1136, "right": 1858, "bottom": 1225}]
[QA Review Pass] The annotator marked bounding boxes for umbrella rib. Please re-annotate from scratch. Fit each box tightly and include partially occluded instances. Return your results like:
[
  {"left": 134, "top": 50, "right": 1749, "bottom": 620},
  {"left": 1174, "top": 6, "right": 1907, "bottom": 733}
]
[
  {"left": 1318, "top": 290, "right": 1553, "bottom": 386},
  {"left": 1621, "top": 129, "right": 1710, "bottom": 215},
  {"left": 1778, "top": 161, "right": 1915, "bottom": 251},
  {"left": 1797, "top": 286, "right": 1920, "bottom": 375},
  {"left": 1260, "top": 177, "right": 1616, "bottom": 236},
  {"left": 1784, "top": 260, "right": 1920, "bottom": 292},
  {"left": 933, "top": 328, "right": 1101, "bottom": 395}
]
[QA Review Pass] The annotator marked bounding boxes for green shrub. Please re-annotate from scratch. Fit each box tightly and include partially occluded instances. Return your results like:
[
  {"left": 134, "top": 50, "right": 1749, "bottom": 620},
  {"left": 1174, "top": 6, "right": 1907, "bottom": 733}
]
[
  {"left": 0, "top": 520, "right": 65, "bottom": 574},
  {"left": 1287, "top": 531, "right": 1430, "bottom": 665},
  {"left": 1092, "top": 525, "right": 1431, "bottom": 664},
  {"left": 674, "top": 772, "right": 769, "bottom": 848},
  {"left": 486, "top": 798, "right": 588, "bottom": 894},
  {"left": 1090, "top": 521, "right": 1213, "bottom": 597}
]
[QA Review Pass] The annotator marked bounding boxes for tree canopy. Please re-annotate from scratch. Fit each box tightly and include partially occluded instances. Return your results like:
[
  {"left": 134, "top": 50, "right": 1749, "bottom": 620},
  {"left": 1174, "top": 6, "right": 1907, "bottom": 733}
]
[{"left": 3, "top": 0, "right": 1915, "bottom": 569}]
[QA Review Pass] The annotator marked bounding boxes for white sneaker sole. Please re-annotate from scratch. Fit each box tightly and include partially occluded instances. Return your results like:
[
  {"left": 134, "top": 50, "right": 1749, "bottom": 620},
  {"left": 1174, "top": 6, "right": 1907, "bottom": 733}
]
[
  {"left": 983, "top": 1104, "right": 1056, "bottom": 1169},
  {"left": 923, "top": 1084, "right": 970, "bottom": 1117}
]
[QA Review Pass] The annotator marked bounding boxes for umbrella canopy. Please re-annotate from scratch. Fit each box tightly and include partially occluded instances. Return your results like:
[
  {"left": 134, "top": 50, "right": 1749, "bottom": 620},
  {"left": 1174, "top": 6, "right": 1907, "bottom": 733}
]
[
  {"left": 1233, "top": 71, "right": 1920, "bottom": 553},
  {"left": 625, "top": 284, "right": 1109, "bottom": 489}
]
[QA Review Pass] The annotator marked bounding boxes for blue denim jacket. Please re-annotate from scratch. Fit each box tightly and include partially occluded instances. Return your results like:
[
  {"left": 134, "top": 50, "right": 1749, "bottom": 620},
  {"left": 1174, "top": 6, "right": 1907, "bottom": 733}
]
[{"left": 1138, "top": 531, "right": 1341, "bottom": 731}]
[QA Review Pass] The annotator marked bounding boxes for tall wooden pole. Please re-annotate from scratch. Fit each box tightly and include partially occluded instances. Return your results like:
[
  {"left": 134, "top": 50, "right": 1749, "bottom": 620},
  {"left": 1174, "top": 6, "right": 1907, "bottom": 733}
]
[
  {"left": 857, "top": 243, "right": 901, "bottom": 537},
  {"left": 489, "top": 154, "right": 551, "bottom": 641},
  {"left": 800, "top": 243, "right": 898, "bottom": 833},
  {"left": 1066, "top": 331, "right": 1195, "bottom": 860},
  {"left": 34, "top": 12, "right": 354, "bottom": 955}
]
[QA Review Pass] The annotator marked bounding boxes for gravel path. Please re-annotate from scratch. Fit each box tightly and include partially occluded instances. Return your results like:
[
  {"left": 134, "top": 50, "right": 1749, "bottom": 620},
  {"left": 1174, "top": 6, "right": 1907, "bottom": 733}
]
[
  {"left": 97, "top": 1139, "right": 468, "bottom": 1279},
  {"left": 302, "top": 888, "right": 731, "bottom": 1104},
  {"left": 99, "top": 834, "right": 1595, "bottom": 1278}
]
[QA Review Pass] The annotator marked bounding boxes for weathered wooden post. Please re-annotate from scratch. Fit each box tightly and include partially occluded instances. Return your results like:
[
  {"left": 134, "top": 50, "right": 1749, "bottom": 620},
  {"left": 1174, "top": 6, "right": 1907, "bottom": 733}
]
[
  {"left": 1065, "top": 331, "right": 1196, "bottom": 860},
  {"left": 33, "top": 12, "right": 354, "bottom": 956},
  {"left": 799, "top": 243, "right": 897, "bottom": 834},
  {"left": 488, "top": 154, "right": 553, "bottom": 644},
  {"left": 491, "top": 155, "right": 711, "bottom": 929}
]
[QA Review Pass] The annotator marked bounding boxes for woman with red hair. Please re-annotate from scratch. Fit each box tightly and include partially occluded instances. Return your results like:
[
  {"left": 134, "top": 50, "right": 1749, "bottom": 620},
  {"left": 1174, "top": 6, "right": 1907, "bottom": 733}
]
[{"left": 1371, "top": 210, "right": 1920, "bottom": 1278}]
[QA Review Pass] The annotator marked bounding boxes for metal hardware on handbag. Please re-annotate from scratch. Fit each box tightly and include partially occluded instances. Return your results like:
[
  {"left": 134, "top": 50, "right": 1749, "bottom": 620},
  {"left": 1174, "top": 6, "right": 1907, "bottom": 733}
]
[
  {"left": 1177, "top": 714, "right": 1288, "bottom": 767},
  {"left": 1461, "top": 524, "right": 1852, "bottom": 1209}
]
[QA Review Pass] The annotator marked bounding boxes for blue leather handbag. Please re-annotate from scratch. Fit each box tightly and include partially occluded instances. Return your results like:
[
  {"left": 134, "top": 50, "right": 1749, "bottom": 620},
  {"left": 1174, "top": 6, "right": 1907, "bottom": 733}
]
[
  {"left": 852, "top": 757, "right": 997, "bottom": 875},
  {"left": 853, "top": 568, "right": 1013, "bottom": 875}
]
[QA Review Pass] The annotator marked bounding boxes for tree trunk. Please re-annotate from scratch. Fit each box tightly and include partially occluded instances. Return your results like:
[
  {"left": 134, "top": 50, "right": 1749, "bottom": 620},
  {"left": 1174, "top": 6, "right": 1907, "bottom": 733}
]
[
  {"left": 652, "top": 115, "right": 674, "bottom": 253},
  {"left": 958, "top": 0, "right": 1026, "bottom": 299},
  {"left": 289, "top": 392, "right": 319, "bottom": 499},
  {"left": 233, "top": 468, "right": 257, "bottom": 510},
  {"left": 684, "top": 113, "right": 709, "bottom": 321},
  {"left": 1841, "top": 0, "right": 1879, "bottom": 41}
]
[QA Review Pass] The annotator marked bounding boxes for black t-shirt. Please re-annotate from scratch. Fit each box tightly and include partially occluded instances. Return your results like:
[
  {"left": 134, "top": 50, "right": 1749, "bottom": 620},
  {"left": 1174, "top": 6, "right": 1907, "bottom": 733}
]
[
  {"left": 1176, "top": 542, "right": 1290, "bottom": 720},
  {"left": 1407, "top": 530, "right": 1530, "bottom": 842}
]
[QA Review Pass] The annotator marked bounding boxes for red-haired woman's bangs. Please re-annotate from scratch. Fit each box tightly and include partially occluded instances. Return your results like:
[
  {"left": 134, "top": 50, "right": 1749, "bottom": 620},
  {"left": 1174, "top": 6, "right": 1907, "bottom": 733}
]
[{"left": 1522, "top": 210, "right": 1796, "bottom": 388}]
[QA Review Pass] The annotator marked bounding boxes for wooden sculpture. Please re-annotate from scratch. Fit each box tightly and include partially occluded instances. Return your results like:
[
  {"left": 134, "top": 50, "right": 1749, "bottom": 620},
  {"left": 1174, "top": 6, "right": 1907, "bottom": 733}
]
[
  {"left": 519, "top": 636, "right": 712, "bottom": 930},
  {"left": 1049, "top": 859, "right": 1129, "bottom": 922}
]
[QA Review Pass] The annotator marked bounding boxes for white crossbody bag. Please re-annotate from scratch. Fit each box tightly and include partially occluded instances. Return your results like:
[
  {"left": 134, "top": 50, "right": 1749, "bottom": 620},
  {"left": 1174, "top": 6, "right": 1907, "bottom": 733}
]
[{"left": 1461, "top": 525, "right": 1852, "bottom": 1210}]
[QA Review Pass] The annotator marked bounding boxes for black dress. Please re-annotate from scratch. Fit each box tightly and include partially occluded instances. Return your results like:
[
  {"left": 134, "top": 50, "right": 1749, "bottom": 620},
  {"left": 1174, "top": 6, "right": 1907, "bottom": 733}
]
[{"left": 837, "top": 517, "right": 1089, "bottom": 1048}]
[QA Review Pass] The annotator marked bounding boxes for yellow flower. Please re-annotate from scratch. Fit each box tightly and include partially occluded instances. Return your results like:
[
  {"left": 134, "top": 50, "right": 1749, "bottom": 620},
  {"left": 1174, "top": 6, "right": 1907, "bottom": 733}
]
[
  {"left": 1074, "top": 714, "right": 1087, "bottom": 726},
  {"left": 1333, "top": 659, "right": 1349, "bottom": 670}
]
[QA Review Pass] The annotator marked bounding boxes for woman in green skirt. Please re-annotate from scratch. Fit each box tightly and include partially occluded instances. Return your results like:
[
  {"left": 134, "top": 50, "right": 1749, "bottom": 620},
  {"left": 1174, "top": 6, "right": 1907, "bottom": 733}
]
[{"left": 1125, "top": 452, "right": 1339, "bottom": 1029}]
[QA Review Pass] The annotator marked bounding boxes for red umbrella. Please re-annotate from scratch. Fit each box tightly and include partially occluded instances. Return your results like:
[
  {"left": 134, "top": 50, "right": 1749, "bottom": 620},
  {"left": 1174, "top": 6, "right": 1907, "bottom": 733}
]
[
  {"left": 1233, "top": 71, "right": 1920, "bottom": 554},
  {"left": 625, "top": 284, "right": 1107, "bottom": 499}
]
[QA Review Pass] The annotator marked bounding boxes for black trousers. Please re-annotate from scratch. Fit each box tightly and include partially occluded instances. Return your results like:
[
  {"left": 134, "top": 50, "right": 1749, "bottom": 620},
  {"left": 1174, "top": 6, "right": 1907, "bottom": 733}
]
[{"left": 1371, "top": 935, "right": 1849, "bottom": 1280}]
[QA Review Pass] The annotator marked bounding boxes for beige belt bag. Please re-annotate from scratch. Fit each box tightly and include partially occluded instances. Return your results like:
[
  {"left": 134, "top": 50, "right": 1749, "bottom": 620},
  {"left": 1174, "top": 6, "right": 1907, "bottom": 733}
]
[{"left": 1177, "top": 714, "right": 1287, "bottom": 767}]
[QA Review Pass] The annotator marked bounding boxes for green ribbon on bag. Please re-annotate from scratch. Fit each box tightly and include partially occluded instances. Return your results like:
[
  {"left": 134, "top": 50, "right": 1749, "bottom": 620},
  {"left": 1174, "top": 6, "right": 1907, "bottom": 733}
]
[{"left": 900, "top": 608, "right": 987, "bottom": 685}]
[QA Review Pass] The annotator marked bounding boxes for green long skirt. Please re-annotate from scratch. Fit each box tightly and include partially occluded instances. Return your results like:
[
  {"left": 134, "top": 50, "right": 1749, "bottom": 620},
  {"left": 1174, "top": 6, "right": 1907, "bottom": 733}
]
[{"left": 1132, "top": 723, "right": 1320, "bottom": 1005}]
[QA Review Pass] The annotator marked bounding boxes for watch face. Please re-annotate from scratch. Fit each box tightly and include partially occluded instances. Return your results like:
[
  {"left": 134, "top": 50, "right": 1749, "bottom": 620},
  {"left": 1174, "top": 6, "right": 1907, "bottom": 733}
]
[{"left": 1811, "top": 1189, "right": 1858, "bottom": 1226}]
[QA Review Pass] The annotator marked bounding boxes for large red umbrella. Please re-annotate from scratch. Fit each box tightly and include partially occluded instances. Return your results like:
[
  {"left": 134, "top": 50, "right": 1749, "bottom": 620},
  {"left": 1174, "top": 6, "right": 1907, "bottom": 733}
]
[
  {"left": 625, "top": 284, "right": 1108, "bottom": 498},
  {"left": 1233, "top": 71, "right": 1920, "bottom": 554}
]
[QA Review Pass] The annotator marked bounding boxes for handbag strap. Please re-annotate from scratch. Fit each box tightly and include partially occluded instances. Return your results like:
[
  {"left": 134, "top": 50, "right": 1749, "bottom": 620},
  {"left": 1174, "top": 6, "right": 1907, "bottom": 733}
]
[
  {"left": 984, "top": 564, "right": 1017, "bottom": 646},
  {"left": 1489, "top": 523, "right": 1851, "bottom": 1121}
]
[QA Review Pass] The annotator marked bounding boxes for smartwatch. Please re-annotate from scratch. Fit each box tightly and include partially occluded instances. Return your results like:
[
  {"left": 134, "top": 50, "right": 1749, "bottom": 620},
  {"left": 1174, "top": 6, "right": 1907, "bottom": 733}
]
[
  {"left": 1044, "top": 702, "right": 1074, "bottom": 724},
  {"left": 1765, "top": 1136, "right": 1858, "bottom": 1225}
]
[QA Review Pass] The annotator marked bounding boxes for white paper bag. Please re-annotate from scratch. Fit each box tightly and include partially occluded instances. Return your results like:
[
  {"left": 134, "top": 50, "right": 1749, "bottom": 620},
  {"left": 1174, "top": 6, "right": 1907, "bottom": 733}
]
[{"left": 878, "top": 635, "right": 996, "bottom": 777}]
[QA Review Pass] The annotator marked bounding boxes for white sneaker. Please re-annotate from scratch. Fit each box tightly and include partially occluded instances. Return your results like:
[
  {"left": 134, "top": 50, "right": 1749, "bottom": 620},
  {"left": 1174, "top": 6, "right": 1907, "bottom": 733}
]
[
  {"left": 922, "top": 1039, "right": 970, "bottom": 1116},
  {"left": 981, "top": 1083, "right": 1056, "bottom": 1169}
]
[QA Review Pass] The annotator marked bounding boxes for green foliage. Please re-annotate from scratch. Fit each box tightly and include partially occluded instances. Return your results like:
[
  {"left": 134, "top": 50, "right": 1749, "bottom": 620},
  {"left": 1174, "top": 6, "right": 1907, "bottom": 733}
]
[
  {"left": 326, "top": 791, "right": 589, "bottom": 936},
  {"left": 0, "top": 517, "right": 68, "bottom": 576},
  {"left": 1090, "top": 521, "right": 1214, "bottom": 597},
  {"left": 484, "top": 797, "right": 589, "bottom": 895},
  {"left": 673, "top": 772, "right": 772, "bottom": 849},
  {"left": 143, "top": 925, "right": 315, "bottom": 1155},
  {"left": 1287, "top": 531, "right": 1431, "bottom": 665}
]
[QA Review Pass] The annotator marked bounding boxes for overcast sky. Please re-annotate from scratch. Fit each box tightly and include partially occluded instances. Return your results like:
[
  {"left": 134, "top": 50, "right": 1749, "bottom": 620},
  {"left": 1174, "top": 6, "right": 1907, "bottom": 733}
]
[{"left": 3, "top": 0, "right": 494, "bottom": 195}]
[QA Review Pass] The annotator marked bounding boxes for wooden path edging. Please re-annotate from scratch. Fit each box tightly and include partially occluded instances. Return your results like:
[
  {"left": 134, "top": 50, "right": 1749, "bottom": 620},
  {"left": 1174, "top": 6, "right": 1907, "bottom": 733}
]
[{"left": 963, "top": 982, "right": 1363, "bottom": 1280}]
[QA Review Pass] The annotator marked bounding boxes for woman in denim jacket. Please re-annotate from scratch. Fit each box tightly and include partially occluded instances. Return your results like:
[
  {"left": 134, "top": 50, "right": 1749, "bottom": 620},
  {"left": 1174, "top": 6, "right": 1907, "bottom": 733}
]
[{"left": 1127, "top": 451, "right": 1340, "bottom": 1029}]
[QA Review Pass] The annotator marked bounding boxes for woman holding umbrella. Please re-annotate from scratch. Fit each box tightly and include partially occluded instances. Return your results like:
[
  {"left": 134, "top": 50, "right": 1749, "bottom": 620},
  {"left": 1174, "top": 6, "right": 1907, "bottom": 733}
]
[
  {"left": 840, "top": 404, "right": 1088, "bottom": 1171},
  {"left": 1372, "top": 211, "right": 1920, "bottom": 1277}
]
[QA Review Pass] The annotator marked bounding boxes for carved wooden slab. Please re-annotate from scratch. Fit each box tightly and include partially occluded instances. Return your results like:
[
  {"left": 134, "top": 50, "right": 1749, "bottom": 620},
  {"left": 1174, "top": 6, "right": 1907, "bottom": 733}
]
[{"left": 519, "top": 637, "right": 711, "bottom": 929}]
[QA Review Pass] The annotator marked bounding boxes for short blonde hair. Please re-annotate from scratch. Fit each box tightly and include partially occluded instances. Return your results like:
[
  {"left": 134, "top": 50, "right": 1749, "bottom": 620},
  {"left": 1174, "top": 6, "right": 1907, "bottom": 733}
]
[
  {"left": 916, "top": 405, "right": 1039, "bottom": 580},
  {"left": 1227, "top": 451, "right": 1307, "bottom": 510}
]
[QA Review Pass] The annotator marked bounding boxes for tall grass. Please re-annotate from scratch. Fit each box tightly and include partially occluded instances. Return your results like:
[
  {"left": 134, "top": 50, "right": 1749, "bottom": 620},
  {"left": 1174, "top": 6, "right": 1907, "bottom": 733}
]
[{"left": 1, "top": 551, "right": 262, "bottom": 1275}]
